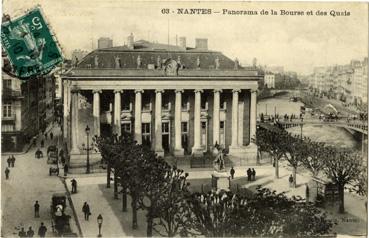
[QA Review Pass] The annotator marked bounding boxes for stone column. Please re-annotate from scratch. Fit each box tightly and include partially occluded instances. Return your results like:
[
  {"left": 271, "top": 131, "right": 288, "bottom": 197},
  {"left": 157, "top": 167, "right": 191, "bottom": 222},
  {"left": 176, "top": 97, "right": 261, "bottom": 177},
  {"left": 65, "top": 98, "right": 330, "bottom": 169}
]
[
  {"left": 114, "top": 90, "right": 123, "bottom": 136},
  {"left": 231, "top": 89, "right": 240, "bottom": 148},
  {"left": 134, "top": 90, "right": 143, "bottom": 144},
  {"left": 93, "top": 90, "right": 101, "bottom": 137},
  {"left": 250, "top": 90, "right": 257, "bottom": 144},
  {"left": 63, "top": 81, "right": 69, "bottom": 140},
  {"left": 192, "top": 89, "right": 203, "bottom": 156},
  {"left": 155, "top": 89, "right": 164, "bottom": 157},
  {"left": 174, "top": 89, "right": 184, "bottom": 156},
  {"left": 70, "top": 89, "right": 79, "bottom": 154},
  {"left": 212, "top": 89, "right": 221, "bottom": 146}
]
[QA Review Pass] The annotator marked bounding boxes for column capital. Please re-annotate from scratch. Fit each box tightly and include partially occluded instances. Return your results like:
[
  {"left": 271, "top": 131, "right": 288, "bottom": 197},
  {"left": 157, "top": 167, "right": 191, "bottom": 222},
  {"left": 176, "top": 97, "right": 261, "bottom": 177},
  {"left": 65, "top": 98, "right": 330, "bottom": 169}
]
[
  {"left": 175, "top": 89, "right": 184, "bottom": 93},
  {"left": 251, "top": 89, "right": 258, "bottom": 94},
  {"left": 213, "top": 89, "right": 223, "bottom": 93},
  {"left": 135, "top": 89, "right": 144, "bottom": 94},
  {"left": 114, "top": 89, "right": 123, "bottom": 94},
  {"left": 92, "top": 89, "right": 102, "bottom": 94},
  {"left": 232, "top": 89, "right": 241, "bottom": 93},
  {"left": 194, "top": 89, "right": 204, "bottom": 93},
  {"left": 71, "top": 88, "right": 80, "bottom": 94},
  {"left": 155, "top": 89, "right": 164, "bottom": 94}
]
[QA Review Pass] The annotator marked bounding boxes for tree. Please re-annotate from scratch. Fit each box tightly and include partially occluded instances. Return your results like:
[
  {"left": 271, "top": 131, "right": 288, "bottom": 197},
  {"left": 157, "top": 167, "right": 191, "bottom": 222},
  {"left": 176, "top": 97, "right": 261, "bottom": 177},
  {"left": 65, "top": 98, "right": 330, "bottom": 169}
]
[
  {"left": 186, "top": 188, "right": 333, "bottom": 237},
  {"left": 302, "top": 140, "right": 327, "bottom": 177},
  {"left": 284, "top": 135, "right": 309, "bottom": 188},
  {"left": 149, "top": 167, "right": 193, "bottom": 237},
  {"left": 256, "top": 128, "right": 289, "bottom": 178},
  {"left": 323, "top": 148, "right": 362, "bottom": 213}
]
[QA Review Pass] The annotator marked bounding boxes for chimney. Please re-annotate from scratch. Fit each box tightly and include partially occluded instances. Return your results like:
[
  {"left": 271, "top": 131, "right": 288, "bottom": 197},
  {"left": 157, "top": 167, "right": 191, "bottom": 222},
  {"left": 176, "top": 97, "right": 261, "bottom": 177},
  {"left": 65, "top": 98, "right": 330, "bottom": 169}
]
[
  {"left": 179, "top": 37, "right": 186, "bottom": 50},
  {"left": 127, "top": 33, "right": 134, "bottom": 49},
  {"left": 195, "top": 38, "right": 208, "bottom": 50}
]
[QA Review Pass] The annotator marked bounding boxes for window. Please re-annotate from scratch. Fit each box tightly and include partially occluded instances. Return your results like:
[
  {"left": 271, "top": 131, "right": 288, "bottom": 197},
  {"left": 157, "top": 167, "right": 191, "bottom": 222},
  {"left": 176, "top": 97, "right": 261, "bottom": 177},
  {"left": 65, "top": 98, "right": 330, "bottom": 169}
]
[
  {"left": 122, "top": 123, "right": 131, "bottom": 133},
  {"left": 2, "top": 124, "right": 14, "bottom": 132},
  {"left": 142, "top": 123, "right": 151, "bottom": 147},
  {"left": 162, "top": 97, "right": 170, "bottom": 111},
  {"left": 3, "top": 79, "right": 11, "bottom": 89},
  {"left": 162, "top": 122, "right": 169, "bottom": 134},
  {"left": 142, "top": 96, "right": 151, "bottom": 111},
  {"left": 201, "top": 121, "right": 207, "bottom": 129},
  {"left": 220, "top": 97, "right": 226, "bottom": 110},
  {"left": 181, "top": 122, "right": 188, "bottom": 133},
  {"left": 3, "top": 104, "right": 12, "bottom": 118},
  {"left": 220, "top": 121, "right": 225, "bottom": 146},
  {"left": 182, "top": 95, "right": 189, "bottom": 110},
  {"left": 122, "top": 101, "right": 131, "bottom": 111},
  {"left": 220, "top": 121, "right": 225, "bottom": 129},
  {"left": 201, "top": 96, "right": 207, "bottom": 110}
]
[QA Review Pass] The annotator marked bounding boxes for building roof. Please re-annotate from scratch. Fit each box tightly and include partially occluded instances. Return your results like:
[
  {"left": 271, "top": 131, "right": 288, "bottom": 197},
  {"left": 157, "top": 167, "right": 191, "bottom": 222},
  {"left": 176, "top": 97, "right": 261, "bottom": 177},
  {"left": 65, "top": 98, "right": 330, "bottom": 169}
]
[{"left": 67, "top": 40, "right": 261, "bottom": 78}]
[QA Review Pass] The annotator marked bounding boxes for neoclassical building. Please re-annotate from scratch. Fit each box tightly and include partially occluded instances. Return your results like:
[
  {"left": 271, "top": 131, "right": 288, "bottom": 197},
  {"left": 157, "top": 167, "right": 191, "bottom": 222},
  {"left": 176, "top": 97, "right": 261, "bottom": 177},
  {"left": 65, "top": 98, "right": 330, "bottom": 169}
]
[{"left": 62, "top": 36, "right": 262, "bottom": 167}]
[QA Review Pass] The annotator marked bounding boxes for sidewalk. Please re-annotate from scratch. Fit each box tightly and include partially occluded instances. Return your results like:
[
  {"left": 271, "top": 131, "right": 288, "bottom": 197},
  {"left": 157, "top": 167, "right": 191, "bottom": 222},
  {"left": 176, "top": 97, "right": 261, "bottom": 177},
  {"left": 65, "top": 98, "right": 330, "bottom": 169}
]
[{"left": 68, "top": 160, "right": 367, "bottom": 237}]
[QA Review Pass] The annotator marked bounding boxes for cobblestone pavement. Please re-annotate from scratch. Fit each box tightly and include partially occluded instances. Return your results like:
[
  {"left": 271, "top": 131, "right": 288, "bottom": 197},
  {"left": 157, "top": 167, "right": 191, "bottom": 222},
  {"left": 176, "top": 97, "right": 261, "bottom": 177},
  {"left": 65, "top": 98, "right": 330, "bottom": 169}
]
[{"left": 1, "top": 125, "right": 78, "bottom": 237}]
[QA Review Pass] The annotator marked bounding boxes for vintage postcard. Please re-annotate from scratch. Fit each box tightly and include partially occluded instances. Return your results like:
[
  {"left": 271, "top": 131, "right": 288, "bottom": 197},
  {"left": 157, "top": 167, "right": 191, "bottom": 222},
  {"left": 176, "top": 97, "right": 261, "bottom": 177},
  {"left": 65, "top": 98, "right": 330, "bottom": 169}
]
[{"left": 1, "top": 1, "right": 368, "bottom": 237}]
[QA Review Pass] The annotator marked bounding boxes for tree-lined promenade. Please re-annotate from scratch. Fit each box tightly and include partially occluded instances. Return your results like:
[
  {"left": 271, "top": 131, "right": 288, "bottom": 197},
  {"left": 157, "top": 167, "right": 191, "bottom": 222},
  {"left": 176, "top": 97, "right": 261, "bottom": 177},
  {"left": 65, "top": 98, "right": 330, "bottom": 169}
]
[
  {"left": 97, "top": 132, "right": 335, "bottom": 237},
  {"left": 256, "top": 127, "right": 367, "bottom": 213}
]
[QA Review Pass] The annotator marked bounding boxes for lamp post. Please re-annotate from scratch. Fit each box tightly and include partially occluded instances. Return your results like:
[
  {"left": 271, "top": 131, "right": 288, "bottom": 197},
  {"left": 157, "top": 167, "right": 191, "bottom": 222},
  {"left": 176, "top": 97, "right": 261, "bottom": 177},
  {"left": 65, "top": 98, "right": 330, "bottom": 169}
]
[
  {"left": 97, "top": 214, "right": 103, "bottom": 237},
  {"left": 85, "top": 125, "right": 91, "bottom": 174}
]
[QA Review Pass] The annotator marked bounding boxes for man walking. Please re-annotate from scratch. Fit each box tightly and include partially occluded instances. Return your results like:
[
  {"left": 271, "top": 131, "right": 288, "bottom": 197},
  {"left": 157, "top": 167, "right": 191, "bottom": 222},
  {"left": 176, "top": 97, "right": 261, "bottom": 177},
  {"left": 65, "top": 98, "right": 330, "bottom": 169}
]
[
  {"left": 230, "top": 167, "right": 235, "bottom": 179},
  {"left": 34, "top": 201, "right": 40, "bottom": 218},
  {"left": 37, "top": 222, "right": 47, "bottom": 237},
  {"left": 252, "top": 168, "right": 256, "bottom": 181},
  {"left": 5, "top": 167, "right": 10, "bottom": 180},
  {"left": 246, "top": 168, "right": 252, "bottom": 181},
  {"left": 71, "top": 179, "right": 77, "bottom": 193},
  {"left": 11, "top": 155, "right": 16, "bottom": 167},
  {"left": 7, "top": 156, "right": 11, "bottom": 167},
  {"left": 26, "top": 226, "right": 34, "bottom": 237},
  {"left": 82, "top": 202, "right": 91, "bottom": 221},
  {"left": 289, "top": 175, "right": 294, "bottom": 188}
]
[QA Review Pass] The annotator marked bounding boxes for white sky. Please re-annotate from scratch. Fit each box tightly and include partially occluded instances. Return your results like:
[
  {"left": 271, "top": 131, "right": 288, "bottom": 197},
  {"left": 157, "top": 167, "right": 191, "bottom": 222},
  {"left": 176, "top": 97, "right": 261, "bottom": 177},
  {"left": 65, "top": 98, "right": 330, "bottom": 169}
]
[{"left": 2, "top": 0, "right": 368, "bottom": 74}]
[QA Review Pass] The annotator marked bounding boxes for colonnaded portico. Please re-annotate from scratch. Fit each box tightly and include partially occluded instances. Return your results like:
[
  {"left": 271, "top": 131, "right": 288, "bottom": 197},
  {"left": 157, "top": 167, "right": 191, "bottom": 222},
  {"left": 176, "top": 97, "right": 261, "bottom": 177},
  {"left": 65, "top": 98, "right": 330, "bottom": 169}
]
[{"left": 62, "top": 38, "right": 262, "bottom": 168}]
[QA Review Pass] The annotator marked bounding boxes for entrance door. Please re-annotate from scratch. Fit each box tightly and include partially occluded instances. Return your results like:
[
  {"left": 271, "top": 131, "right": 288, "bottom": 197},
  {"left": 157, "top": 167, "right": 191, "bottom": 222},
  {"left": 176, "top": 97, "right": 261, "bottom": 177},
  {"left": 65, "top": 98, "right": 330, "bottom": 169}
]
[
  {"left": 201, "top": 121, "right": 207, "bottom": 150},
  {"left": 162, "top": 122, "right": 170, "bottom": 152}
]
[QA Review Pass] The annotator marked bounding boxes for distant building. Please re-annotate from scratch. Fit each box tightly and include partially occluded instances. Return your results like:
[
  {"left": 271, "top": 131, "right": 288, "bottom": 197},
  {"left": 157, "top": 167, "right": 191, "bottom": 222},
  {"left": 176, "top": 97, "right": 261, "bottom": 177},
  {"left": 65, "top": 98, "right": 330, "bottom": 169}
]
[
  {"left": 264, "top": 74, "right": 275, "bottom": 88},
  {"left": 98, "top": 37, "right": 113, "bottom": 49},
  {"left": 266, "top": 66, "right": 284, "bottom": 74},
  {"left": 71, "top": 49, "right": 88, "bottom": 66}
]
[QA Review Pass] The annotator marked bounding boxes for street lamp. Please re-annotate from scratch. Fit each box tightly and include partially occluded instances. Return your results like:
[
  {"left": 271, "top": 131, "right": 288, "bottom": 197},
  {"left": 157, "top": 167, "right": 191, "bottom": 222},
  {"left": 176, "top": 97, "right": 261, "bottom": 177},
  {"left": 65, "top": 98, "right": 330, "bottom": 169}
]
[
  {"left": 97, "top": 214, "right": 103, "bottom": 237},
  {"left": 85, "top": 125, "right": 91, "bottom": 174}
]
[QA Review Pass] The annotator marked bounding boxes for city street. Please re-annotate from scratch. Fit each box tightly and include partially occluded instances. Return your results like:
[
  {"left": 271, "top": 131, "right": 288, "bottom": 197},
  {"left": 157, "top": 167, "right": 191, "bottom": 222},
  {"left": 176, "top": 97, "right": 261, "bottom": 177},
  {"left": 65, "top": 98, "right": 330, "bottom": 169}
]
[{"left": 1, "top": 125, "right": 78, "bottom": 237}]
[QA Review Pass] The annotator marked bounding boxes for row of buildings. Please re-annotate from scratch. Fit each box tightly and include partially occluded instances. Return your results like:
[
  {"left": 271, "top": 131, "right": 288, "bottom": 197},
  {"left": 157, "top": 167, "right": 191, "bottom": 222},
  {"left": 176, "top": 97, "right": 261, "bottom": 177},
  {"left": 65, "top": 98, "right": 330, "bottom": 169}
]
[
  {"left": 1, "top": 51, "right": 67, "bottom": 152},
  {"left": 307, "top": 58, "right": 368, "bottom": 105}
]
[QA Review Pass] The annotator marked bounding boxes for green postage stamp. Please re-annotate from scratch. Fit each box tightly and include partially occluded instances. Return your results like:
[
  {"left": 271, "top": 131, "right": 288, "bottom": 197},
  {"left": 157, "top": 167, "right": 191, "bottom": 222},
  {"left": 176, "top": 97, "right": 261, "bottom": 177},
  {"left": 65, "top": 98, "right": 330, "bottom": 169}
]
[{"left": 1, "top": 7, "right": 63, "bottom": 78}]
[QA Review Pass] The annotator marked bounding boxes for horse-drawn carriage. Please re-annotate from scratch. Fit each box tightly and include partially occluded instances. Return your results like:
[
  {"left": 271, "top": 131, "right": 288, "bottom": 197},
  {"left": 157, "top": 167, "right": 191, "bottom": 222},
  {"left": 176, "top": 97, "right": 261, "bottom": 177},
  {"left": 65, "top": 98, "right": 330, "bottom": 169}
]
[{"left": 50, "top": 193, "right": 77, "bottom": 236}]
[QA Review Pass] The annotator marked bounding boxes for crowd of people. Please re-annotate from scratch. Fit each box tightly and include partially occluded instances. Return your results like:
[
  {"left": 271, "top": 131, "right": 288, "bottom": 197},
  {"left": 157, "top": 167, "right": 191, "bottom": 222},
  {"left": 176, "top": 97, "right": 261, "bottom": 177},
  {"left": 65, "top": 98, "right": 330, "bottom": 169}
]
[{"left": 260, "top": 113, "right": 304, "bottom": 123}]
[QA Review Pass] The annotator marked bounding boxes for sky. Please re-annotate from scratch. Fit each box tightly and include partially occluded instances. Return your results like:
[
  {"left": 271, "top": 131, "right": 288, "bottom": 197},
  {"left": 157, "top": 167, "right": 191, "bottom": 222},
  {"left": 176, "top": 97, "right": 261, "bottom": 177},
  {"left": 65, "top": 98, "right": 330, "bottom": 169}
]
[{"left": 2, "top": 0, "right": 368, "bottom": 74}]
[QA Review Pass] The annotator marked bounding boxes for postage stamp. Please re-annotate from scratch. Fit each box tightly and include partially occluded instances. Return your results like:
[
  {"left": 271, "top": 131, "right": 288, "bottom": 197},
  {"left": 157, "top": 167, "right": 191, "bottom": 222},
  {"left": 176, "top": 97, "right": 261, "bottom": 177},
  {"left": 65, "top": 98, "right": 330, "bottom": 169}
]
[{"left": 1, "top": 7, "right": 63, "bottom": 78}]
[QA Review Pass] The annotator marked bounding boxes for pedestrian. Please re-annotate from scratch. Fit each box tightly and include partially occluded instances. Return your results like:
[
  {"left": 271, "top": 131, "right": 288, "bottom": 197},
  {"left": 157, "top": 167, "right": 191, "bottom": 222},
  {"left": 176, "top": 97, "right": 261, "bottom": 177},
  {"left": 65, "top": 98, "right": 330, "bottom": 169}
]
[
  {"left": 64, "top": 164, "right": 69, "bottom": 176},
  {"left": 252, "top": 168, "right": 256, "bottom": 181},
  {"left": 71, "top": 178, "right": 77, "bottom": 193},
  {"left": 34, "top": 201, "right": 40, "bottom": 218},
  {"left": 289, "top": 174, "right": 294, "bottom": 188},
  {"left": 11, "top": 155, "right": 16, "bottom": 167},
  {"left": 26, "top": 226, "right": 34, "bottom": 237},
  {"left": 82, "top": 202, "right": 91, "bottom": 221},
  {"left": 50, "top": 132, "right": 53, "bottom": 140},
  {"left": 60, "top": 156, "right": 66, "bottom": 166},
  {"left": 5, "top": 167, "right": 10, "bottom": 180},
  {"left": 7, "top": 156, "right": 11, "bottom": 167},
  {"left": 230, "top": 167, "right": 235, "bottom": 179},
  {"left": 18, "top": 227, "right": 26, "bottom": 237},
  {"left": 37, "top": 222, "right": 47, "bottom": 238},
  {"left": 247, "top": 168, "right": 252, "bottom": 181},
  {"left": 305, "top": 183, "right": 310, "bottom": 203}
]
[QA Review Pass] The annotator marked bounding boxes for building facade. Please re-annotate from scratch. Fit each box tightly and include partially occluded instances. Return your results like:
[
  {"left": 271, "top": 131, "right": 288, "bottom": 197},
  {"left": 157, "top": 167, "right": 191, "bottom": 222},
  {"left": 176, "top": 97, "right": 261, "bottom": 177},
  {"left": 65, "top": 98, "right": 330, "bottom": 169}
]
[
  {"left": 264, "top": 73, "right": 275, "bottom": 88},
  {"left": 62, "top": 37, "right": 261, "bottom": 167}
]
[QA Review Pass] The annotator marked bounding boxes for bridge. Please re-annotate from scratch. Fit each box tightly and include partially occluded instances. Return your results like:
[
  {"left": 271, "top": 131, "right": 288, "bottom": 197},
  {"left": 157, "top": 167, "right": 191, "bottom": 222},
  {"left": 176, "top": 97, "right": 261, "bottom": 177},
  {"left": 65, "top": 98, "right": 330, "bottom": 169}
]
[{"left": 258, "top": 119, "right": 368, "bottom": 135}]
